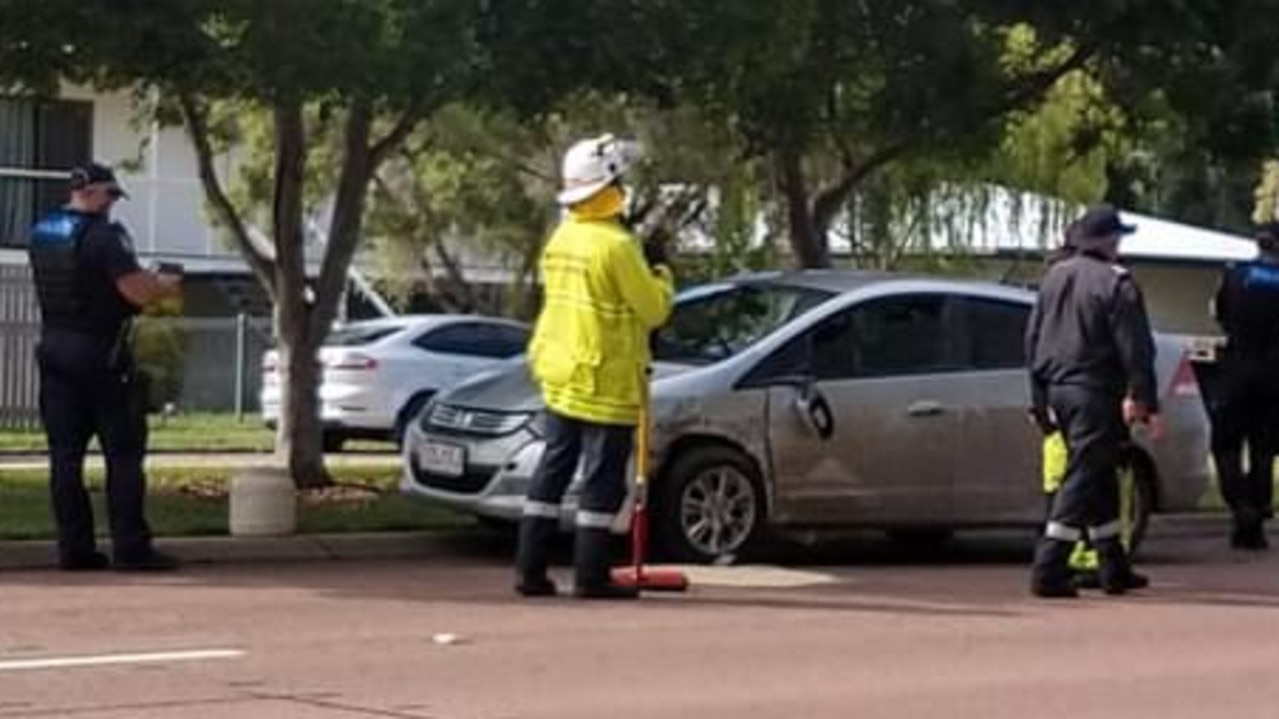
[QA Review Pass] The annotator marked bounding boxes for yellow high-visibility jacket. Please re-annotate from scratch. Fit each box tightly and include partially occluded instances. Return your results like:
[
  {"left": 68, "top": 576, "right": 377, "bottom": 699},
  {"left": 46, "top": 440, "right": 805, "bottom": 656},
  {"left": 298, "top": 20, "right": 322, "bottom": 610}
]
[{"left": 528, "top": 216, "right": 674, "bottom": 425}]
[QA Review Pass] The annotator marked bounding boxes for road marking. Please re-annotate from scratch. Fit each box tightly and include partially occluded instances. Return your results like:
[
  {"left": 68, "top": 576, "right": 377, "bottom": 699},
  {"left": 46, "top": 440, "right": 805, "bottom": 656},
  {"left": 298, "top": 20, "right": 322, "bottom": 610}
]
[{"left": 0, "top": 649, "right": 244, "bottom": 672}]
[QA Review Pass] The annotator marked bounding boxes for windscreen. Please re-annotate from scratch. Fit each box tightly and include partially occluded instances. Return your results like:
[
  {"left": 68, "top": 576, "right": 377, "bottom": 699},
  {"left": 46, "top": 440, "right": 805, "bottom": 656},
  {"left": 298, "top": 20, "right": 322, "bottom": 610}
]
[{"left": 652, "top": 283, "right": 834, "bottom": 365}]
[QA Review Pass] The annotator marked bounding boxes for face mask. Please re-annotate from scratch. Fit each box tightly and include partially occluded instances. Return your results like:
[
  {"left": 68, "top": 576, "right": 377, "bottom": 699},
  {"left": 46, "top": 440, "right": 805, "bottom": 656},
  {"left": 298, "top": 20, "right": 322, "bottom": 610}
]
[{"left": 568, "top": 184, "right": 626, "bottom": 221}]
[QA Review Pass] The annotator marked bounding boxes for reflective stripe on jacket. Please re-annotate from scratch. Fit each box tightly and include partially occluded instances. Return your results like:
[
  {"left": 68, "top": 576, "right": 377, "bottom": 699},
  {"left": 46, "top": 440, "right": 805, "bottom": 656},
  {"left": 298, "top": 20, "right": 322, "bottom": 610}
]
[{"left": 528, "top": 216, "right": 674, "bottom": 425}]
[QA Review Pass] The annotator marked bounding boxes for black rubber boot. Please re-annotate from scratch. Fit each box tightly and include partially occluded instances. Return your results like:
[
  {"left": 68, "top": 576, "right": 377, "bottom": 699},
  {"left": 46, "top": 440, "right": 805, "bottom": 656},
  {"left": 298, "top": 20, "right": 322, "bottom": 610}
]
[
  {"left": 514, "top": 517, "right": 560, "bottom": 597},
  {"left": 1095, "top": 538, "right": 1149, "bottom": 595},
  {"left": 112, "top": 548, "right": 180, "bottom": 572},
  {"left": 60, "top": 550, "right": 110, "bottom": 572},
  {"left": 1031, "top": 538, "right": 1078, "bottom": 599},
  {"left": 1230, "top": 521, "right": 1269, "bottom": 551},
  {"left": 572, "top": 527, "right": 638, "bottom": 600}
]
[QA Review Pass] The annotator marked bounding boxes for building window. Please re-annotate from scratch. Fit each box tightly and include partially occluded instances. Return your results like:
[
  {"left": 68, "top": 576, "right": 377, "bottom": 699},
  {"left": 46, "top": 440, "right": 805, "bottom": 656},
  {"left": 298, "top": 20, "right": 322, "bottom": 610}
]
[{"left": 0, "top": 97, "right": 93, "bottom": 248}]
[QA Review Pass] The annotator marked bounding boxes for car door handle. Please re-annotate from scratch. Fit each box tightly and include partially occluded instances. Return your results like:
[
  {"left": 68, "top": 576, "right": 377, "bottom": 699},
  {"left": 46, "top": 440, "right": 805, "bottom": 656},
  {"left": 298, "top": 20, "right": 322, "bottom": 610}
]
[{"left": 907, "top": 400, "right": 945, "bottom": 417}]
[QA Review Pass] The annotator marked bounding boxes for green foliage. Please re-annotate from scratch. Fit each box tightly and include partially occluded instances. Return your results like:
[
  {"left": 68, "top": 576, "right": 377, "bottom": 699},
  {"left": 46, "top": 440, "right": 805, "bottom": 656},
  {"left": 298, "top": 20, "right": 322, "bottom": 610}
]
[
  {"left": 134, "top": 299, "right": 187, "bottom": 411},
  {"left": 1254, "top": 161, "right": 1279, "bottom": 225},
  {"left": 5, "top": 0, "right": 1279, "bottom": 289}
]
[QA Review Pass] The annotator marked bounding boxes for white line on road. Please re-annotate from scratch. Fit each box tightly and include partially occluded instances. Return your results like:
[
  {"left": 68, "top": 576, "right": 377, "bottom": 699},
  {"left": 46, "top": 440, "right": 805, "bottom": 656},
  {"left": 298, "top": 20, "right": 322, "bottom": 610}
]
[{"left": 0, "top": 649, "right": 245, "bottom": 672}]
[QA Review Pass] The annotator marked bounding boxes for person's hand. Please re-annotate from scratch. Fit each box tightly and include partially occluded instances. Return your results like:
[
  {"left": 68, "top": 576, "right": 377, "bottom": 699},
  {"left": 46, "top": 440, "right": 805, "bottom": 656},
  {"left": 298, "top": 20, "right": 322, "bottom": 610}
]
[
  {"left": 1122, "top": 397, "right": 1145, "bottom": 424},
  {"left": 1027, "top": 406, "right": 1057, "bottom": 435},
  {"left": 642, "top": 233, "right": 670, "bottom": 269},
  {"left": 1123, "top": 398, "right": 1163, "bottom": 440},
  {"left": 1144, "top": 413, "right": 1165, "bottom": 441},
  {"left": 156, "top": 271, "right": 183, "bottom": 297}
]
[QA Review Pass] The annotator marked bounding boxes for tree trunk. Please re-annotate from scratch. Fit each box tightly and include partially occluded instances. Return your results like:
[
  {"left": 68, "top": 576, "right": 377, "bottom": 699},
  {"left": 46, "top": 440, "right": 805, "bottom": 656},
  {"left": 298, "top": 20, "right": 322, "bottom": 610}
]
[
  {"left": 276, "top": 328, "right": 328, "bottom": 488},
  {"left": 270, "top": 99, "right": 331, "bottom": 488},
  {"left": 507, "top": 233, "right": 543, "bottom": 321},
  {"left": 775, "top": 145, "right": 830, "bottom": 268}
]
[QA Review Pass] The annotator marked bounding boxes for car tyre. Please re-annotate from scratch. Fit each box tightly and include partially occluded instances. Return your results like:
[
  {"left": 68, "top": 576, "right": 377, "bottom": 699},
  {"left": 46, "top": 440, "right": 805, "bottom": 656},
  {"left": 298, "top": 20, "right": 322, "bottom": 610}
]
[
  {"left": 654, "top": 445, "right": 768, "bottom": 564},
  {"left": 322, "top": 431, "right": 346, "bottom": 453}
]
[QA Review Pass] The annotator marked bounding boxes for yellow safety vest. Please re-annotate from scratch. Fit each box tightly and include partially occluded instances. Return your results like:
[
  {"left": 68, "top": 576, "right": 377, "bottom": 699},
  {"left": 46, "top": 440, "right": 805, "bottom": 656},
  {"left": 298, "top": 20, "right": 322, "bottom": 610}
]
[{"left": 528, "top": 216, "right": 674, "bottom": 425}]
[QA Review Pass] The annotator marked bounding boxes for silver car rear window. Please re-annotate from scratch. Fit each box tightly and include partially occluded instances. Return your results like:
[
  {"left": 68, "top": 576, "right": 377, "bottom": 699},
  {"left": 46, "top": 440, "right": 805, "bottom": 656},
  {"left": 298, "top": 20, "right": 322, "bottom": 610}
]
[{"left": 325, "top": 325, "right": 403, "bottom": 347}]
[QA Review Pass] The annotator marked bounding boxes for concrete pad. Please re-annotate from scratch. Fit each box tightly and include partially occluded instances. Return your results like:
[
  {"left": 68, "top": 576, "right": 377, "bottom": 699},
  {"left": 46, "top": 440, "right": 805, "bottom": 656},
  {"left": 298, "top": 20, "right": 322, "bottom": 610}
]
[{"left": 669, "top": 564, "right": 842, "bottom": 588}]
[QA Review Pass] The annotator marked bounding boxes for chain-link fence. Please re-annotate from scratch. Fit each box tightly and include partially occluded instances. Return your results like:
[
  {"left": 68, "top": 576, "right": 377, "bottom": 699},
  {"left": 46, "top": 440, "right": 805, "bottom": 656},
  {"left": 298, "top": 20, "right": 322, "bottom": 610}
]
[
  {"left": 0, "top": 308, "right": 275, "bottom": 430},
  {"left": 137, "top": 315, "right": 274, "bottom": 417}
]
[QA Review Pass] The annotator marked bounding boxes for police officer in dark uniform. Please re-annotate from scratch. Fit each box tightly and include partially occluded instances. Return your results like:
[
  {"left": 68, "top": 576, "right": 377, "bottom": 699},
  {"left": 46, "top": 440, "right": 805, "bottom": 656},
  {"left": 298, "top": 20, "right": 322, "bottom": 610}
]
[
  {"left": 1208, "top": 220, "right": 1279, "bottom": 550},
  {"left": 28, "top": 163, "right": 182, "bottom": 571},
  {"left": 1025, "top": 204, "right": 1162, "bottom": 598}
]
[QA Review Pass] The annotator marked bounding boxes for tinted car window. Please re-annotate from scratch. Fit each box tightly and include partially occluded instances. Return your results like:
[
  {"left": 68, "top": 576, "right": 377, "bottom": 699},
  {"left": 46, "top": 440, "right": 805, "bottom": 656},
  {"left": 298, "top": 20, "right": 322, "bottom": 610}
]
[
  {"left": 489, "top": 324, "right": 531, "bottom": 358},
  {"left": 953, "top": 296, "right": 1031, "bottom": 370},
  {"left": 848, "top": 294, "right": 952, "bottom": 377},
  {"left": 415, "top": 322, "right": 528, "bottom": 359},
  {"left": 747, "top": 294, "right": 955, "bottom": 383},
  {"left": 652, "top": 284, "right": 833, "bottom": 365},
  {"left": 325, "top": 325, "right": 403, "bottom": 347}
]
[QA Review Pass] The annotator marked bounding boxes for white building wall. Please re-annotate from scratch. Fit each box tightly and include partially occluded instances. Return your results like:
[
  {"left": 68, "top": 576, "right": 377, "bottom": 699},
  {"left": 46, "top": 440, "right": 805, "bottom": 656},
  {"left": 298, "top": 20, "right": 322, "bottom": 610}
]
[{"left": 59, "top": 85, "right": 235, "bottom": 266}]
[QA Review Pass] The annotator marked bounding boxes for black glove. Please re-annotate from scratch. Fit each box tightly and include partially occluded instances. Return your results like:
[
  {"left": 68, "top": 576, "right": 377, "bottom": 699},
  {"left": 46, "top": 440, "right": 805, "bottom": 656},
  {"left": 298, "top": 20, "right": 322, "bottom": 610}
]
[{"left": 642, "top": 234, "right": 670, "bottom": 268}]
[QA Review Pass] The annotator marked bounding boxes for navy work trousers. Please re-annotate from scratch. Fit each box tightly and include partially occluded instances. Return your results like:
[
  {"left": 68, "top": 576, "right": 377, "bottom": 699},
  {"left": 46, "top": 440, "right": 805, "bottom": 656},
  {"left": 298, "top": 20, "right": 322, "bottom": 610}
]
[
  {"left": 526, "top": 411, "right": 634, "bottom": 519},
  {"left": 36, "top": 329, "right": 153, "bottom": 563},
  {"left": 1045, "top": 385, "right": 1126, "bottom": 535},
  {"left": 1209, "top": 352, "right": 1279, "bottom": 528}
]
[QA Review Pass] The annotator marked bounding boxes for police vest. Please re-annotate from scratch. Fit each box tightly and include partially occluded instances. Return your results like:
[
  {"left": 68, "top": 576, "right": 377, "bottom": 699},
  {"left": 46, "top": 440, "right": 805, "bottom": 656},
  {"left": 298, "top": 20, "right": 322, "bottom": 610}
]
[
  {"left": 1228, "top": 260, "right": 1279, "bottom": 355},
  {"left": 28, "top": 210, "right": 96, "bottom": 332}
]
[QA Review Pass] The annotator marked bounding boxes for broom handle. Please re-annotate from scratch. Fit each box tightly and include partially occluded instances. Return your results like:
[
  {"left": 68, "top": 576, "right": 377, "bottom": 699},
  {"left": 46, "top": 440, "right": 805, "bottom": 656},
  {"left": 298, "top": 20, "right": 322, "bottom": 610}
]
[{"left": 633, "top": 368, "right": 651, "bottom": 575}]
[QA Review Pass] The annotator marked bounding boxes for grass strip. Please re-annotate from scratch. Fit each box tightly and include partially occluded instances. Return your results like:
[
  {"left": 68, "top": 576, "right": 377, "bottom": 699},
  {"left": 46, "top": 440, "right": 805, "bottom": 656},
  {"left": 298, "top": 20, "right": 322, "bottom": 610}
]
[{"left": 0, "top": 463, "right": 471, "bottom": 541}]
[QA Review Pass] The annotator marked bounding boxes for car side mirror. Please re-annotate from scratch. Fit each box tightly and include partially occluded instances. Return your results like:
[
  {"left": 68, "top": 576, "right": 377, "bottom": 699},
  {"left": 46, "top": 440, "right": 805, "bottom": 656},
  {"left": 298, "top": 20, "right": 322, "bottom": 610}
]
[{"left": 768, "top": 373, "right": 835, "bottom": 441}]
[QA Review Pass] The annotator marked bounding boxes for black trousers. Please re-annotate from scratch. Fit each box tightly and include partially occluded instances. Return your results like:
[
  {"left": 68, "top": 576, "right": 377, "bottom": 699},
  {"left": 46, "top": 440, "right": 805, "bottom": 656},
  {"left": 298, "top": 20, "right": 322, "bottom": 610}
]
[
  {"left": 1044, "top": 385, "right": 1126, "bottom": 539},
  {"left": 36, "top": 330, "right": 153, "bottom": 562},
  {"left": 1209, "top": 353, "right": 1279, "bottom": 528}
]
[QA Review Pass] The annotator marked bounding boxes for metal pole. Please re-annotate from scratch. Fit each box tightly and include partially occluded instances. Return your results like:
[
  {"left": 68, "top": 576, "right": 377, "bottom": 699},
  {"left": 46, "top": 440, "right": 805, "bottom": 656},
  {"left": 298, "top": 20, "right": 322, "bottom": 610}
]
[{"left": 234, "top": 312, "right": 247, "bottom": 421}]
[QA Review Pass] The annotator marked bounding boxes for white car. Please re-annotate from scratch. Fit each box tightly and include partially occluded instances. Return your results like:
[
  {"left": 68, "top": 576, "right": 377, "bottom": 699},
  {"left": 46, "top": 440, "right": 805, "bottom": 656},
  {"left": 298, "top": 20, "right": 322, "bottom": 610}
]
[{"left": 261, "top": 315, "right": 530, "bottom": 451}]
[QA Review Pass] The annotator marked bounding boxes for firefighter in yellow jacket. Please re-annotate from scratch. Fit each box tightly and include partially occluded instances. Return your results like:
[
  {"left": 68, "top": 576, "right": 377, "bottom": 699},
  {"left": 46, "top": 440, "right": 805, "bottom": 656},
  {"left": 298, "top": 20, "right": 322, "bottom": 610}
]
[{"left": 514, "top": 134, "right": 675, "bottom": 600}]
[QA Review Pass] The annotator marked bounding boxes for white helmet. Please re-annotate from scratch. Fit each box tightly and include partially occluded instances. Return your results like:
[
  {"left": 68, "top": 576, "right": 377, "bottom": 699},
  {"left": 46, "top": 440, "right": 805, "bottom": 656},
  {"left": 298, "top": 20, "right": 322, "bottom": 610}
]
[{"left": 556, "top": 133, "right": 642, "bottom": 206}]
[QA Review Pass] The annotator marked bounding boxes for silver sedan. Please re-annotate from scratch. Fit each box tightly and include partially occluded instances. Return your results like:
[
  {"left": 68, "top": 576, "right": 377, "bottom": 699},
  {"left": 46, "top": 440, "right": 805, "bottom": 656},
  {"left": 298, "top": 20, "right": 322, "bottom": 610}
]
[{"left": 401, "top": 271, "right": 1211, "bottom": 563}]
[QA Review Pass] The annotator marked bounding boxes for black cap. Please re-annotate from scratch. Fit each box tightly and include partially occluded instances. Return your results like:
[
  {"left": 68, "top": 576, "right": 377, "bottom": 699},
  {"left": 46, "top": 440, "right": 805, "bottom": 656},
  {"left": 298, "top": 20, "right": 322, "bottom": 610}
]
[
  {"left": 1074, "top": 204, "right": 1135, "bottom": 245},
  {"left": 69, "top": 162, "right": 129, "bottom": 199},
  {"left": 1256, "top": 220, "right": 1279, "bottom": 242}
]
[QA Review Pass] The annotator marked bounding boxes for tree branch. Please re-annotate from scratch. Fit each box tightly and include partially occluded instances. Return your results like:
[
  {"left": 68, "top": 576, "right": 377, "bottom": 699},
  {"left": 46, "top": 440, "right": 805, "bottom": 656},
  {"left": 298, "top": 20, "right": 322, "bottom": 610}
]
[
  {"left": 996, "top": 40, "right": 1099, "bottom": 119},
  {"left": 176, "top": 91, "right": 277, "bottom": 299},
  {"left": 310, "top": 100, "right": 375, "bottom": 338},
  {"left": 370, "top": 98, "right": 429, "bottom": 168},
  {"left": 811, "top": 143, "right": 909, "bottom": 241}
]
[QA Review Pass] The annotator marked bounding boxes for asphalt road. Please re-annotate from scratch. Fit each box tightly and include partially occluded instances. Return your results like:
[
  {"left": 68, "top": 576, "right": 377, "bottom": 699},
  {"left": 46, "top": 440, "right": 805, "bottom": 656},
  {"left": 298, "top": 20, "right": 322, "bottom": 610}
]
[{"left": 2, "top": 529, "right": 1278, "bottom": 718}]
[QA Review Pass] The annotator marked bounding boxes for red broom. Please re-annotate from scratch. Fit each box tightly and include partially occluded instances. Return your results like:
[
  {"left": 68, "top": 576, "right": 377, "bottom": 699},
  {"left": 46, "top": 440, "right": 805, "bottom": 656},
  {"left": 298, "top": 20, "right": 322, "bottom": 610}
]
[{"left": 610, "top": 373, "right": 689, "bottom": 592}]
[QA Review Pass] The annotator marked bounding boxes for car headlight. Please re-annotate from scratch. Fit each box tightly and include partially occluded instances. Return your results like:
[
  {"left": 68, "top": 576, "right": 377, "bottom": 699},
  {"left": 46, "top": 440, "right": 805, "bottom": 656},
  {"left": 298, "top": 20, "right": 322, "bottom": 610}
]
[
  {"left": 525, "top": 410, "right": 549, "bottom": 438},
  {"left": 417, "top": 398, "right": 439, "bottom": 432}
]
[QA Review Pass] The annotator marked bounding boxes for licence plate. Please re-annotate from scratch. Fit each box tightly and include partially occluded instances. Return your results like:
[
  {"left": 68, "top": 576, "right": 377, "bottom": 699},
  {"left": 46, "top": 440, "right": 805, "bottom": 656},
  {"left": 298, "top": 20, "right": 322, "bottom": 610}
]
[{"left": 419, "top": 441, "right": 466, "bottom": 478}]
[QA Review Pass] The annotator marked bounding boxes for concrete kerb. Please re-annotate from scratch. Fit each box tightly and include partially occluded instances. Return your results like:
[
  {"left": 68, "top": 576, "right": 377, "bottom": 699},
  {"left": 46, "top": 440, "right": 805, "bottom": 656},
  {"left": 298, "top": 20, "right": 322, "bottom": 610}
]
[
  {"left": 0, "top": 531, "right": 465, "bottom": 572},
  {"left": 0, "top": 514, "right": 1235, "bottom": 572}
]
